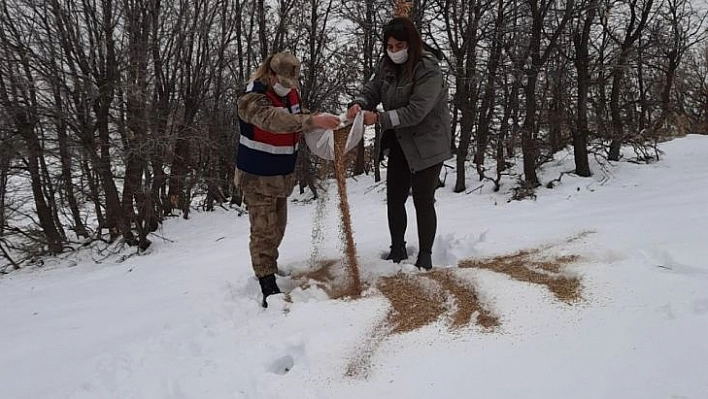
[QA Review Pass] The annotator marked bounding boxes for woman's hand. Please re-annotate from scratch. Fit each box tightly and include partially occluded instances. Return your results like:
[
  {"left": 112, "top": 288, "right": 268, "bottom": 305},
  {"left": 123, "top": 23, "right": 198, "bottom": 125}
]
[
  {"left": 346, "top": 104, "right": 361, "bottom": 120},
  {"left": 311, "top": 113, "right": 341, "bottom": 130},
  {"left": 363, "top": 111, "right": 378, "bottom": 126}
]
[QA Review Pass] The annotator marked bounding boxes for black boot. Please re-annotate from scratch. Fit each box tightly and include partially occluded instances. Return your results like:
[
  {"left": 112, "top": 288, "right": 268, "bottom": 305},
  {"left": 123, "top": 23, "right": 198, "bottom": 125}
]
[
  {"left": 386, "top": 242, "right": 408, "bottom": 263},
  {"left": 415, "top": 251, "right": 432, "bottom": 270},
  {"left": 258, "top": 274, "right": 281, "bottom": 308}
]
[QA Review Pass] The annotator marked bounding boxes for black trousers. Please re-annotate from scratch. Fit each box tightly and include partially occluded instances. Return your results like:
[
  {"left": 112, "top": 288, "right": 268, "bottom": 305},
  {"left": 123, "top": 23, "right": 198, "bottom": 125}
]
[{"left": 386, "top": 135, "right": 443, "bottom": 255}]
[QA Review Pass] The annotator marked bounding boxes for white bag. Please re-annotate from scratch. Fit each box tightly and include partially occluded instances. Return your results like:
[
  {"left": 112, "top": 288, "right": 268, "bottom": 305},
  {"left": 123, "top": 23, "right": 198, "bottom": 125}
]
[{"left": 305, "top": 112, "right": 364, "bottom": 160}]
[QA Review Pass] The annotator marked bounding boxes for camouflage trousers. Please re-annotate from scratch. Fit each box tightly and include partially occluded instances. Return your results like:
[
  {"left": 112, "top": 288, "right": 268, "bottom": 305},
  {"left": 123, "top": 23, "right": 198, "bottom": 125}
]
[
  {"left": 236, "top": 169, "right": 294, "bottom": 278},
  {"left": 243, "top": 190, "right": 288, "bottom": 278}
]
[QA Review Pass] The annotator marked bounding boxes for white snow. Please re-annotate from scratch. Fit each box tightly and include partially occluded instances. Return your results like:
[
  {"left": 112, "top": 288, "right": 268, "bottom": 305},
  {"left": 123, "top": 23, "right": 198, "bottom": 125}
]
[{"left": 2, "top": 135, "right": 708, "bottom": 398}]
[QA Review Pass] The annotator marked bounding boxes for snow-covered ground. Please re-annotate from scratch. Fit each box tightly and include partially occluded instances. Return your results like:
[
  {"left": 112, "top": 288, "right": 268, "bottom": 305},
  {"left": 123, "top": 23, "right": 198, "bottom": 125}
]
[{"left": 2, "top": 135, "right": 707, "bottom": 399}]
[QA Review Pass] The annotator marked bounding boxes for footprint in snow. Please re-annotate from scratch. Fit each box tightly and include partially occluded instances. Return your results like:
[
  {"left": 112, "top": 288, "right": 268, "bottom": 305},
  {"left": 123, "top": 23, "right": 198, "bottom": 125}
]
[{"left": 268, "top": 355, "right": 295, "bottom": 375}]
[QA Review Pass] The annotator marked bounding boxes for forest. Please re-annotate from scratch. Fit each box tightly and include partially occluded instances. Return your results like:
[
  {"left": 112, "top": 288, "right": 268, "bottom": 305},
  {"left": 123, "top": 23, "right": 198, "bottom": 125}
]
[{"left": 0, "top": 0, "right": 706, "bottom": 270}]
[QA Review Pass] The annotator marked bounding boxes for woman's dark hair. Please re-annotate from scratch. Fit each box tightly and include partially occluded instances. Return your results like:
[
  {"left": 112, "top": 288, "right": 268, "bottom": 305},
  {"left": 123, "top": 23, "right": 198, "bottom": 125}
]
[{"left": 422, "top": 42, "right": 443, "bottom": 60}]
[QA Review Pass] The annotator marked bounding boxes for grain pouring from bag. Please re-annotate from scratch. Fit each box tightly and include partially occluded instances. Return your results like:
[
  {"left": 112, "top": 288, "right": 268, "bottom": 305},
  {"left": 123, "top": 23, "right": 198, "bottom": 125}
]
[
  {"left": 305, "top": 113, "right": 364, "bottom": 298},
  {"left": 333, "top": 123, "right": 362, "bottom": 297}
]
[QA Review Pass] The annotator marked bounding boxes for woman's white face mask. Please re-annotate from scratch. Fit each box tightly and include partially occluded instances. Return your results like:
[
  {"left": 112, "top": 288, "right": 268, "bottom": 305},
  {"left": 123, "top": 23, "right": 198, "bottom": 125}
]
[
  {"left": 273, "top": 82, "right": 291, "bottom": 97},
  {"left": 387, "top": 48, "right": 409, "bottom": 64}
]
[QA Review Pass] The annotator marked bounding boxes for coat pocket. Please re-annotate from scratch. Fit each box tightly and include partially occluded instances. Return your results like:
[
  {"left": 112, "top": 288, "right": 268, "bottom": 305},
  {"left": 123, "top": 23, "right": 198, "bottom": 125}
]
[{"left": 412, "top": 123, "right": 446, "bottom": 160}]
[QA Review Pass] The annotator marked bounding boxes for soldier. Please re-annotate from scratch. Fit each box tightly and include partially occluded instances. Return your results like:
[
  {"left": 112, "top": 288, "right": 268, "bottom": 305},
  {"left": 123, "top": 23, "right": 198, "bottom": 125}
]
[{"left": 237, "top": 51, "right": 340, "bottom": 307}]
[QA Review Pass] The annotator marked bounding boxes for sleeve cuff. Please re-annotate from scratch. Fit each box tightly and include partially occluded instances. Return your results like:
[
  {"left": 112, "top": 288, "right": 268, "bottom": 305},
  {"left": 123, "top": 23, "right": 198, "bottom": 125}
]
[
  {"left": 348, "top": 98, "right": 368, "bottom": 110},
  {"left": 302, "top": 115, "right": 313, "bottom": 132},
  {"left": 379, "top": 110, "right": 401, "bottom": 129}
]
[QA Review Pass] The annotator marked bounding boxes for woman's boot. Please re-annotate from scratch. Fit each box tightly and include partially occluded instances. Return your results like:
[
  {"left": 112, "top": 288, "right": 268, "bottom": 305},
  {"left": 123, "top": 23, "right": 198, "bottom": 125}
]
[
  {"left": 415, "top": 250, "right": 432, "bottom": 270},
  {"left": 386, "top": 241, "right": 408, "bottom": 263}
]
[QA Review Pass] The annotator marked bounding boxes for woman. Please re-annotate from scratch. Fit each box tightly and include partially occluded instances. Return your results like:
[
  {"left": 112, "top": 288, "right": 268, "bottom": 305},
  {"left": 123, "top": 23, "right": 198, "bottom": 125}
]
[
  {"left": 237, "top": 51, "right": 340, "bottom": 307},
  {"left": 347, "top": 17, "right": 452, "bottom": 270}
]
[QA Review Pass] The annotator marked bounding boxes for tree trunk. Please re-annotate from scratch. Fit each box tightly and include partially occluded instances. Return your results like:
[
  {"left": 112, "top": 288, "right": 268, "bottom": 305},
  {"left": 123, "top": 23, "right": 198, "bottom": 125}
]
[
  {"left": 80, "top": 155, "right": 105, "bottom": 231},
  {"left": 521, "top": 71, "right": 540, "bottom": 187},
  {"left": 21, "top": 122, "right": 64, "bottom": 254},
  {"left": 0, "top": 149, "right": 8, "bottom": 236},
  {"left": 475, "top": 0, "right": 505, "bottom": 180},
  {"left": 454, "top": 71, "right": 478, "bottom": 192},
  {"left": 90, "top": 0, "right": 125, "bottom": 240},
  {"left": 257, "top": 0, "right": 268, "bottom": 59},
  {"left": 56, "top": 102, "right": 89, "bottom": 238},
  {"left": 571, "top": 0, "right": 596, "bottom": 177},
  {"left": 548, "top": 70, "right": 564, "bottom": 154}
]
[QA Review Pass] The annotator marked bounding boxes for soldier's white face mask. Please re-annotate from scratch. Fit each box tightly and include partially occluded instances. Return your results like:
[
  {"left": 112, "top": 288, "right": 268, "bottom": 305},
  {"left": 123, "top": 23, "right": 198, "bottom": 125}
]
[
  {"left": 273, "top": 82, "right": 291, "bottom": 97},
  {"left": 387, "top": 48, "right": 409, "bottom": 64}
]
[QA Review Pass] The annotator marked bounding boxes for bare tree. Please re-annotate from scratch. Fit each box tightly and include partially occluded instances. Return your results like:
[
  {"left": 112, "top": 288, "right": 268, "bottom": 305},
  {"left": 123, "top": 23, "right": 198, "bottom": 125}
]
[
  {"left": 0, "top": 0, "right": 64, "bottom": 253},
  {"left": 167, "top": 0, "right": 221, "bottom": 217},
  {"left": 438, "top": 0, "right": 486, "bottom": 193},
  {"left": 0, "top": 112, "right": 19, "bottom": 239},
  {"left": 646, "top": 0, "right": 708, "bottom": 135},
  {"left": 676, "top": 43, "right": 708, "bottom": 133},
  {"left": 43, "top": 29, "right": 90, "bottom": 239},
  {"left": 340, "top": 0, "right": 389, "bottom": 182},
  {"left": 603, "top": 0, "right": 654, "bottom": 161},
  {"left": 518, "top": 0, "right": 575, "bottom": 187},
  {"left": 474, "top": 0, "right": 506, "bottom": 182},
  {"left": 122, "top": 0, "right": 154, "bottom": 249}
]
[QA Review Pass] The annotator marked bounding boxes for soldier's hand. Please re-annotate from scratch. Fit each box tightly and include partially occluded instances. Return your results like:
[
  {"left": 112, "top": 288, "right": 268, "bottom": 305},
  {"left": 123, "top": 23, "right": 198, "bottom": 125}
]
[
  {"left": 346, "top": 104, "right": 361, "bottom": 120},
  {"left": 311, "top": 113, "right": 341, "bottom": 130}
]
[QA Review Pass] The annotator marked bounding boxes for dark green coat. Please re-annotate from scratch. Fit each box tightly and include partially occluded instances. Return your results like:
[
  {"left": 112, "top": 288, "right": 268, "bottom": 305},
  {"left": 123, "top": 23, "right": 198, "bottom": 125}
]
[{"left": 352, "top": 52, "right": 452, "bottom": 172}]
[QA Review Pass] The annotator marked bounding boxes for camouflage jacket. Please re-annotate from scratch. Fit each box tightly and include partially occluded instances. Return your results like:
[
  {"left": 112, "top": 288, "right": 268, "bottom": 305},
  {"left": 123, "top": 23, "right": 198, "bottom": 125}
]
[{"left": 236, "top": 80, "right": 312, "bottom": 197}]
